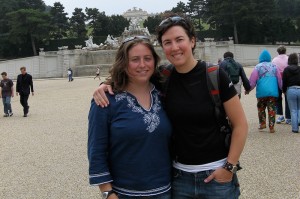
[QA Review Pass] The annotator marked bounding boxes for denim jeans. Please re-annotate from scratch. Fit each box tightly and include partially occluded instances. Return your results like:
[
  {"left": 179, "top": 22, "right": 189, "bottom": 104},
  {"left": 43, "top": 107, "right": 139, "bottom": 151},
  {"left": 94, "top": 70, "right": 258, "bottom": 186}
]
[
  {"left": 172, "top": 168, "right": 240, "bottom": 199},
  {"left": 68, "top": 74, "right": 73, "bottom": 81},
  {"left": 2, "top": 96, "right": 12, "bottom": 114},
  {"left": 117, "top": 191, "right": 171, "bottom": 199},
  {"left": 286, "top": 87, "right": 300, "bottom": 132},
  {"left": 276, "top": 89, "right": 291, "bottom": 119}
]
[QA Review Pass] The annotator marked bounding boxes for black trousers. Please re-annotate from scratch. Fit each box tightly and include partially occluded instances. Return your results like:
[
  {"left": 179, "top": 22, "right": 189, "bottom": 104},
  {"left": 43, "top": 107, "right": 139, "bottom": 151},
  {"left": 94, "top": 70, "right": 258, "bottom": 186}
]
[{"left": 20, "top": 94, "right": 29, "bottom": 114}]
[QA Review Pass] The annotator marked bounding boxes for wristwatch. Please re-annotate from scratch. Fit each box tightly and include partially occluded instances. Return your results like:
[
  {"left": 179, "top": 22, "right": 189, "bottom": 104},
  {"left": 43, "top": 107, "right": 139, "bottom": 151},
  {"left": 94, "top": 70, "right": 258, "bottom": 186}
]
[
  {"left": 223, "top": 161, "right": 238, "bottom": 173},
  {"left": 101, "top": 190, "right": 115, "bottom": 199}
]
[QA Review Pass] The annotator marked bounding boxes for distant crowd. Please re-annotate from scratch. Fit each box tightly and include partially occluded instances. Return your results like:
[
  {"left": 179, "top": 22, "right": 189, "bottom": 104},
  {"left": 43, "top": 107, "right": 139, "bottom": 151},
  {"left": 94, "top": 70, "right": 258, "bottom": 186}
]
[{"left": 217, "top": 45, "right": 300, "bottom": 134}]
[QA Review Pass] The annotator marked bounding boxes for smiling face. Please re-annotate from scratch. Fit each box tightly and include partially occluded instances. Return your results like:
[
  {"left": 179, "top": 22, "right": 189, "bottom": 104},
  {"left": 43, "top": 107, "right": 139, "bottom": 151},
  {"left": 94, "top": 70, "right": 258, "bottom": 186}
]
[
  {"left": 161, "top": 25, "right": 196, "bottom": 71},
  {"left": 126, "top": 43, "right": 155, "bottom": 85}
]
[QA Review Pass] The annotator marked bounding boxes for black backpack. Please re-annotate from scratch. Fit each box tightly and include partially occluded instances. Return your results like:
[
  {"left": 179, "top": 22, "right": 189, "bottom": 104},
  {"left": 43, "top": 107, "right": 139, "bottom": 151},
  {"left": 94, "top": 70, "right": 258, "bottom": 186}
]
[{"left": 225, "top": 58, "right": 240, "bottom": 84}]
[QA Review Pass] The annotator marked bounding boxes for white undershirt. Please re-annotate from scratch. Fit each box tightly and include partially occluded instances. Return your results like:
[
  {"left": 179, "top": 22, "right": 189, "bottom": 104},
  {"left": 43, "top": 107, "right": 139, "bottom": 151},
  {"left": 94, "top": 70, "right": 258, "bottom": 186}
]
[{"left": 173, "top": 158, "right": 227, "bottom": 173}]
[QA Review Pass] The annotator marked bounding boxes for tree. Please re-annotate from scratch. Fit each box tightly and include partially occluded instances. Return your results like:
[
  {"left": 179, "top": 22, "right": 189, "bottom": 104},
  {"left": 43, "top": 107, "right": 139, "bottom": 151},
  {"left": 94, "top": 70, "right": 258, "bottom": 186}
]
[
  {"left": 70, "top": 8, "right": 87, "bottom": 38},
  {"left": 171, "top": 1, "right": 188, "bottom": 14},
  {"left": 107, "top": 15, "right": 130, "bottom": 37},
  {"left": 187, "top": 0, "right": 206, "bottom": 31},
  {"left": 86, "top": 7, "right": 100, "bottom": 35},
  {"left": 49, "top": 2, "right": 69, "bottom": 39},
  {"left": 93, "top": 12, "right": 110, "bottom": 36},
  {"left": 143, "top": 15, "right": 163, "bottom": 34},
  {"left": 6, "top": 9, "right": 51, "bottom": 56},
  {"left": 17, "top": 0, "right": 46, "bottom": 11}
]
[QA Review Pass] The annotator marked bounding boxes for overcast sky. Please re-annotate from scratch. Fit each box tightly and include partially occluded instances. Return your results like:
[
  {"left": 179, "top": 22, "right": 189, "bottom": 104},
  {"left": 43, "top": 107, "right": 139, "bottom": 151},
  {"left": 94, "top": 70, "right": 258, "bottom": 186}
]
[{"left": 43, "top": 0, "right": 189, "bottom": 16}]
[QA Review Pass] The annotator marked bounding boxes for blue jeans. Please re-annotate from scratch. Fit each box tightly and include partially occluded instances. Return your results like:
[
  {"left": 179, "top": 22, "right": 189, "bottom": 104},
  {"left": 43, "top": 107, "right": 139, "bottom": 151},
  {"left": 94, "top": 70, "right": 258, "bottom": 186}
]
[
  {"left": 276, "top": 89, "right": 291, "bottom": 119},
  {"left": 117, "top": 191, "right": 171, "bottom": 199},
  {"left": 2, "top": 96, "right": 12, "bottom": 114},
  {"left": 286, "top": 87, "right": 300, "bottom": 132},
  {"left": 172, "top": 168, "right": 240, "bottom": 199}
]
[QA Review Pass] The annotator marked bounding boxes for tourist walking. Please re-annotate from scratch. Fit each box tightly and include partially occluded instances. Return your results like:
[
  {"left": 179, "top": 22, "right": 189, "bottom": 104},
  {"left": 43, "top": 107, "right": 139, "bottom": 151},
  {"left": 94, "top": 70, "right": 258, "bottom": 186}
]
[
  {"left": 93, "top": 14, "right": 248, "bottom": 199},
  {"left": 94, "top": 67, "right": 101, "bottom": 80},
  {"left": 247, "top": 50, "right": 282, "bottom": 133},
  {"left": 272, "top": 45, "right": 291, "bottom": 124},
  {"left": 219, "top": 51, "right": 251, "bottom": 98},
  {"left": 0, "top": 72, "right": 14, "bottom": 117},
  {"left": 16, "top": 66, "right": 34, "bottom": 117},
  {"left": 88, "top": 36, "right": 172, "bottom": 199},
  {"left": 67, "top": 68, "right": 73, "bottom": 82},
  {"left": 282, "top": 53, "right": 300, "bottom": 133}
]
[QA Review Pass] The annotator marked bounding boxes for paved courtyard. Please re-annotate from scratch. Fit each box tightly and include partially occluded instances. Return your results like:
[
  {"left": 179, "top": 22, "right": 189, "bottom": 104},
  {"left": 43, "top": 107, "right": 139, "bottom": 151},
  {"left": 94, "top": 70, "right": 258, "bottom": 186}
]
[{"left": 0, "top": 67, "right": 299, "bottom": 199}]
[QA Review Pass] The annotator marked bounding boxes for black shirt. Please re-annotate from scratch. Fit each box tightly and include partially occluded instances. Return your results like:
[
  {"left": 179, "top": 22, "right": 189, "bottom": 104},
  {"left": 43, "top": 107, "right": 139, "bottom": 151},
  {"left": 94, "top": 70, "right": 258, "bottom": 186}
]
[
  {"left": 282, "top": 65, "right": 300, "bottom": 93},
  {"left": 16, "top": 73, "right": 34, "bottom": 95},
  {"left": 165, "top": 61, "right": 237, "bottom": 165}
]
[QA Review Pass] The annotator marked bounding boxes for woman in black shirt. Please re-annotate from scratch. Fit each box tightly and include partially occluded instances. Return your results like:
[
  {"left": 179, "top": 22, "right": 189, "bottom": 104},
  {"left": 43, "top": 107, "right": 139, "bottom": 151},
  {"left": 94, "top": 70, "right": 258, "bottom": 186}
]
[{"left": 282, "top": 53, "right": 300, "bottom": 133}]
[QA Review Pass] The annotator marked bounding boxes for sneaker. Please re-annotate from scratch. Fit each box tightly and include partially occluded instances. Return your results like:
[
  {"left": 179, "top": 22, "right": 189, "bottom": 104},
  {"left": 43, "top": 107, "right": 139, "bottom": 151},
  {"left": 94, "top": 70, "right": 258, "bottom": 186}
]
[
  {"left": 9, "top": 112, "right": 13, "bottom": 117},
  {"left": 23, "top": 114, "right": 27, "bottom": 117},
  {"left": 258, "top": 124, "right": 266, "bottom": 130},
  {"left": 292, "top": 130, "right": 299, "bottom": 133},
  {"left": 285, "top": 119, "right": 291, "bottom": 125},
  {"left": 3, "top": 114, "right": 9, "bottom": 117},
  {"left": 276, "top": 116, "right": 285, "bottom": 123}
]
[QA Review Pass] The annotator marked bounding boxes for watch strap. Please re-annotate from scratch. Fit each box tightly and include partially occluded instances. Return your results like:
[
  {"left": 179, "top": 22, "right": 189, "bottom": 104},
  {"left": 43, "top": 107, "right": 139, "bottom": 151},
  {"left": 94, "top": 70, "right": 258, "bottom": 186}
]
[
  {"left": 223, "top": 161, "right": 237, "bottom": 173},
  {"left": 102, "top": 190, "right": 115, "bottom": 199}
]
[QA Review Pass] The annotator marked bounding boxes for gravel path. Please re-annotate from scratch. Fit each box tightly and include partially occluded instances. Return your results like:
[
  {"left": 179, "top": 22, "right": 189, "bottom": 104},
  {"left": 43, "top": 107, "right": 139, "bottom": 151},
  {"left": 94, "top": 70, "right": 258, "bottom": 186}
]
[{"left": 0, "top": 68, "right": 299, "bottom": 199}]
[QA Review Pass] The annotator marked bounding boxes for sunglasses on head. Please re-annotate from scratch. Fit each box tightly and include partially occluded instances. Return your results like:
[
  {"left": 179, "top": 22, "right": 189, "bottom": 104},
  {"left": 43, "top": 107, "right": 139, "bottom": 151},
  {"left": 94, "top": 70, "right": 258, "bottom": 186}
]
[
  {"left": 122, "top": 36, "right": 150, "bottom": 44},
  {"left": 159, "top": 16, "right": 186, "bottom": 27}
]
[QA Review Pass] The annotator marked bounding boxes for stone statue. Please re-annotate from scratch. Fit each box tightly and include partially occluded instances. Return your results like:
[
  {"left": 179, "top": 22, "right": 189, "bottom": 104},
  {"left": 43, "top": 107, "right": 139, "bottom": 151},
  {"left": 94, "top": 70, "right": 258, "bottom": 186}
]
[
  {"left": 104, "top": 35, "right": 119, "bottom": 49},
  {"left": 84, "top": 36, "right": 99, "bottom": 49}
]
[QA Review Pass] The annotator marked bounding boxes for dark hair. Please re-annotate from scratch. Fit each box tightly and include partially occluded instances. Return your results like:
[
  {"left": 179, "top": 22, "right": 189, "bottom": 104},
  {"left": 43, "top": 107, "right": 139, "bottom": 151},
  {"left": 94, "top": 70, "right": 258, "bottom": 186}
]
[
  {"left": 106, "top": 38, "right": 161, "bottom": 92},
  {"left": 288, "top": 53, "right": 299, "bottom": 65},
  {"left": 223, "top": 51, "right": 234, "bottom": 59},
  {"left": 277, "top": 45, "right": 286, "bottom": 55},
  {"left": 20, "top": 66, "right": 26, "bottom": 71},
  {"left": 156, "top": 13, "right": 197, "bottom": 52},
  {"left": 1, "top": 72, "right": 7, "bottom": 76}
]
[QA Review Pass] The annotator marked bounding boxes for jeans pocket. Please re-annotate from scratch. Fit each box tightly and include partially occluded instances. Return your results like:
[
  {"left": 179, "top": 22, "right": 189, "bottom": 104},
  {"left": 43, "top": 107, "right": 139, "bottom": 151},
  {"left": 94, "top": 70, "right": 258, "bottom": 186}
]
[
  {"left": 172, "top": 168, "right": 182, "bottom": 179},
  {"left": 206, "top": 170, "right": 233, "bottom": 185}
]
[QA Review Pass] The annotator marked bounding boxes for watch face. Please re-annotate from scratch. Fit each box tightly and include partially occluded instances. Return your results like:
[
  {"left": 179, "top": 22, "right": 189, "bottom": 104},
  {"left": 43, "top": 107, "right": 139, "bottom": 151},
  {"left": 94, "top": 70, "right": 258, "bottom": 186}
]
[
  {"left": 232, "top": 166, "right": 237, "bottom": 173},
  {"left": 102, "top": 192, "right": 108, "bottom": 198}
]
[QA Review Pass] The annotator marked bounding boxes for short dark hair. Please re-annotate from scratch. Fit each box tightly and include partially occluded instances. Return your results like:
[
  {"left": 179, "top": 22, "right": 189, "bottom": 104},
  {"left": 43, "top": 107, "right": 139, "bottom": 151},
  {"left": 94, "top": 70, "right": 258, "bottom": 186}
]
[
  {"left": 1, "top": 72, "right": 7, "bottom": 76},
  {"left": 277, "top": 45, "right": 286, "bottom": 55},
  {"left": 20, "top": 66, "right": 26, "bottom": 71},
  {"left": 156, "top": 13, "right": 197, "bottom": 53},
  {"left": 224, "top": 51, "right": 234, "bottom": 59},
  {"left": 288, "top": 53, "right": 299, "bottom": 65}
]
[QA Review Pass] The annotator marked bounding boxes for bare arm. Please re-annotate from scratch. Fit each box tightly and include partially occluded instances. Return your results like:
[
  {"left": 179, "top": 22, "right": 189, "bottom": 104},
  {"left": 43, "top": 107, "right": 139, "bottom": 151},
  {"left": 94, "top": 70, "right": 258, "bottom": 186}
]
[
  {"left": 223, "top": 95, "right": 248, "bottom": 165},
  {"left": 11, "top": 86, "right": 14, "bottom": 97},
  {"left": 205, "top": 95, "right": 248, "bottom": 183}
]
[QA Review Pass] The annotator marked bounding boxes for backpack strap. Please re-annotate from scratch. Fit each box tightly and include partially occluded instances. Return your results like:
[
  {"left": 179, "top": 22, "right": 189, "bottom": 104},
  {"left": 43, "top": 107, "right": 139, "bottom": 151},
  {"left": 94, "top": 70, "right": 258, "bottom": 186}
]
[{"left": 206, "top": 62, "right": 222, "bottom": 125}]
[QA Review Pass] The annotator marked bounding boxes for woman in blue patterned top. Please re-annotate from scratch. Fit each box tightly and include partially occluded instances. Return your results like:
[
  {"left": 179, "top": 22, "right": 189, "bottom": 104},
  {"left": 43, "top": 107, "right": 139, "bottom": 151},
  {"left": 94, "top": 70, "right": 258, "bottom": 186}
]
[{"left": 88, "top": 36, "right": 172, "bottom": 199}]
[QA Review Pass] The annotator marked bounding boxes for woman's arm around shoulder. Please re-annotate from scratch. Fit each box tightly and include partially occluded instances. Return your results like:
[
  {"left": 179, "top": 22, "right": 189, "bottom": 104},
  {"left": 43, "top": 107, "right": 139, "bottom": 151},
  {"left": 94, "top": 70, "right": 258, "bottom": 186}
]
[{"left": 93, "top": 84, "right": 114, "bottom": 107}]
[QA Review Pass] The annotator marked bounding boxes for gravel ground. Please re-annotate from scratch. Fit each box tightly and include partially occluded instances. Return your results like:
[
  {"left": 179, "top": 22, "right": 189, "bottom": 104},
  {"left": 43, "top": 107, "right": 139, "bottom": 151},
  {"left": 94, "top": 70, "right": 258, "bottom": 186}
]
[{"left": 0, "top": 68, "right": 299, "bottom": 199}]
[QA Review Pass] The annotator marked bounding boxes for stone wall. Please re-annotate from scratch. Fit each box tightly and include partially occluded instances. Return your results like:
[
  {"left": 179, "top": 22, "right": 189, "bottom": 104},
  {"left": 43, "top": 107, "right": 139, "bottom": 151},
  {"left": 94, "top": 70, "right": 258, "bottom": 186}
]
[{"left": 1, "top": 42, "right": 300, "bottom": 79}]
